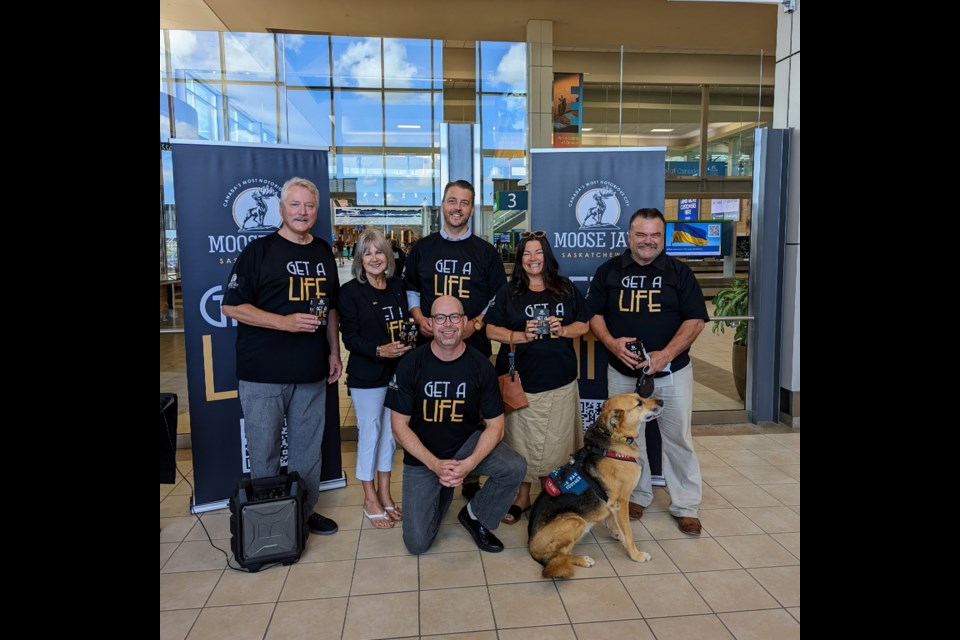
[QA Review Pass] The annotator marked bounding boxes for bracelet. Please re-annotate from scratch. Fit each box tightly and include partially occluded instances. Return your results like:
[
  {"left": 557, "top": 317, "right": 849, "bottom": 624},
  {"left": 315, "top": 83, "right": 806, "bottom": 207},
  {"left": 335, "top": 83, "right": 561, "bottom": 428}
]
[{"left": 376, "top": 345, "right": 382, "bottom": 358}]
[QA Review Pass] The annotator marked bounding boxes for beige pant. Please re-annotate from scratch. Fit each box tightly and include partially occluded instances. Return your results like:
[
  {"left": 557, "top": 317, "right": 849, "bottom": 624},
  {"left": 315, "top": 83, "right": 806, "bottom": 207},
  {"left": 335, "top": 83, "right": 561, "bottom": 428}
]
[{"left": 504, "top": 380, "right": 584, "bottom": 484}]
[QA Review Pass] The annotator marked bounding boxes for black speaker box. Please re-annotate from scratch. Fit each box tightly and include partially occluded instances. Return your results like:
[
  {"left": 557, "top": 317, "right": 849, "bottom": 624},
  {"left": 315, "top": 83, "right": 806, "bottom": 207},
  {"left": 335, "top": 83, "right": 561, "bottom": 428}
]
[{"left": 229, "top": 472, "right": 308, "bottom": 572}]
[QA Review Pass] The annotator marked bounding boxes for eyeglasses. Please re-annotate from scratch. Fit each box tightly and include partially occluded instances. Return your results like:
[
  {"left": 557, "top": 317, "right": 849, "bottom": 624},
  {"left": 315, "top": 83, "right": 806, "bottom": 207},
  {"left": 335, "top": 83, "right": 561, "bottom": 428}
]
[
  {"left": 432, "top": 313, "right": 464, "bottom": 325},
  {"left": 520, "top": 230, "right": 546, "bottom": 239}
]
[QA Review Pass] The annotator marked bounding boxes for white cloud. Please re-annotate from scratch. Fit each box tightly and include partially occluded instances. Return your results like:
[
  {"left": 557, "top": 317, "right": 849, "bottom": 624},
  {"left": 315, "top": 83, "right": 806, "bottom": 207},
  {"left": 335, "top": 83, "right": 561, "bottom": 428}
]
[
  {"left": 488, "top": 43, "right": 527, "bottom": 93},
  {"left": 335, "top": 38, "right": 383, "bottom": 88},
  {"left": 383, "top": 39, "right": 418, "bottom": 88},
  {"left": 168, "top": 30, "right": 221, "bottom": 75},
  {"left": 223, "top": 33, "right": 276, "bottom": 76}
]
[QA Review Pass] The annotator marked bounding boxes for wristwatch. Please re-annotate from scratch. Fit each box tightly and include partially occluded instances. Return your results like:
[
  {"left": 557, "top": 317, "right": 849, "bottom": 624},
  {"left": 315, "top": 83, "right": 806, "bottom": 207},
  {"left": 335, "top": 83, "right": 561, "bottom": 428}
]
[{"left": 473, "top": 317, "right": 484, "bottom": 332}]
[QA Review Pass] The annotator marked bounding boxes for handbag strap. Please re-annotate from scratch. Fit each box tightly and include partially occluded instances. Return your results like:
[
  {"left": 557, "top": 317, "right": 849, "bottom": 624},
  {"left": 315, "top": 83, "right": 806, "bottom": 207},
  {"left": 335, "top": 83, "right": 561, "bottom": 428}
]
[{"left": 508, "top": 331, "right": 517, "bottom": 378}]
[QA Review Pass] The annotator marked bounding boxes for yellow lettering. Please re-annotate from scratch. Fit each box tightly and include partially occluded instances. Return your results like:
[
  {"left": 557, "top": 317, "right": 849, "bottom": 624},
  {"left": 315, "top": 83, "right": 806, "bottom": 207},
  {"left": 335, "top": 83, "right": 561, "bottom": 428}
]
[
  {"left": 421, "top": 398, "right": 465, "bottom": 423},
  {"left": 202, "top": 334, "right": 238, "bottom": 401}
]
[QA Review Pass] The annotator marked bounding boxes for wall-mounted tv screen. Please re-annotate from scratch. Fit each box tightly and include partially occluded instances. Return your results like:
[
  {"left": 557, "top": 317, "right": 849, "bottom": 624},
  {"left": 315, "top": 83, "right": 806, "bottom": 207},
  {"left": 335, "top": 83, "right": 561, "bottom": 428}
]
[{"left": 664, "top": 222, "right": 723, "bottom": 257}]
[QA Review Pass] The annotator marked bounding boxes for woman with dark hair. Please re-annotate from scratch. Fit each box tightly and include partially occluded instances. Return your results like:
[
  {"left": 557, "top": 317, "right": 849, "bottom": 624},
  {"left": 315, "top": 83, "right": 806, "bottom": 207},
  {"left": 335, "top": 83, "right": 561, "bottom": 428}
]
[
  {"left": 339, "top": 229, "right": 413, "bottom": 527},
  {"left": 484, "top": 231, "right": 593, "bottom": 524}
]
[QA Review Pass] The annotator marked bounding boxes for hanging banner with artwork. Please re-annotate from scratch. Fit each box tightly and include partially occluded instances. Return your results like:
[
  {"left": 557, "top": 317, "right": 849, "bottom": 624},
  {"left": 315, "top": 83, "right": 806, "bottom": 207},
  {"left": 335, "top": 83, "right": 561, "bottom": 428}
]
[{"left": 553, "top": 72, "right": 583, "bottom": 148}]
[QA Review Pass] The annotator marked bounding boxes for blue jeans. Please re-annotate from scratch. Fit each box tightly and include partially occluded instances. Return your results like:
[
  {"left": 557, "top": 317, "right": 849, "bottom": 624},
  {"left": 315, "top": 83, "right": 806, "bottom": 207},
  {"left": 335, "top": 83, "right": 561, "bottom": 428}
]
[
  {"left": 401, "top": 430, "right": 526, "bottom": 555},
  {"left": 239, "top": 380, "right": 327, "bottom": 511}
]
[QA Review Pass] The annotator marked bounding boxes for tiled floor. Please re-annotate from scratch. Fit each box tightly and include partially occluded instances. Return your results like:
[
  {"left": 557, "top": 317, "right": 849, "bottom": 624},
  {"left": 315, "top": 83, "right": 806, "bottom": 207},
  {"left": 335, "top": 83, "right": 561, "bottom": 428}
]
[{"left": 161, "top": 259, "right": 798, "bottom": 639}]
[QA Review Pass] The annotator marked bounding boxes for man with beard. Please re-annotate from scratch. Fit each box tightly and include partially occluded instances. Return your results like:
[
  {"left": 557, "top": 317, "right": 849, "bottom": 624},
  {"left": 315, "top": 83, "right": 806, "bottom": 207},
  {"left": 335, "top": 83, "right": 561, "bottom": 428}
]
[
  {"left": 222, "top": 176, "right": 342, "bottom": 537},
  {"left": 587, "top": 208, "right": 709, "bottom": 536},
  {"left": 386, "top": 296, "right": 525, "bottom": 555}
]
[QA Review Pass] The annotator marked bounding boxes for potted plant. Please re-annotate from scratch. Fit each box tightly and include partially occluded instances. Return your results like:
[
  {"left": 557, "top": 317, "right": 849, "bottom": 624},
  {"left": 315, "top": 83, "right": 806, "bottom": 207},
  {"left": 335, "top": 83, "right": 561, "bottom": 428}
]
[{"left": 711, "top": 277, "right": 748, "bottom": 400}]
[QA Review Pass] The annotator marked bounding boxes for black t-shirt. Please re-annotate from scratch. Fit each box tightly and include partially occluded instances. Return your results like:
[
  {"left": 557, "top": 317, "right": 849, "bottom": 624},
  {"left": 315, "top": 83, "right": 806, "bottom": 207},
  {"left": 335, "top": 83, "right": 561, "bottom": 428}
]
[
  {"left": 402, "top": 233, "right": 507, "bottom": 357},
  {"left": 223, "top": 232, "right": 339, "bottom": 383},
  {"left": 587, "top": 250, "right": 708, "bottom": 377},
  {"left": 385, "top": 344, "right": 504, "bottom": 466},
  {"left": 339, "top": 277, "right": 410, "bottom": 388},
  {"left": 484, "top": 281, "right": 593, "bottom": 393}
]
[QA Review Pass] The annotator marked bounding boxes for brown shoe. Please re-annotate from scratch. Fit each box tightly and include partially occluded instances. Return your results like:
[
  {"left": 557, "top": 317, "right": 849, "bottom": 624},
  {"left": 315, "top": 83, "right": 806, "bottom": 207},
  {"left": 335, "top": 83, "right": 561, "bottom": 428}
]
[
  {"left": 674, "top": 516, "right": 702, "bottom": 536},
  {"left": 628, "top": 502, "right": 644, "bottom": 520}
]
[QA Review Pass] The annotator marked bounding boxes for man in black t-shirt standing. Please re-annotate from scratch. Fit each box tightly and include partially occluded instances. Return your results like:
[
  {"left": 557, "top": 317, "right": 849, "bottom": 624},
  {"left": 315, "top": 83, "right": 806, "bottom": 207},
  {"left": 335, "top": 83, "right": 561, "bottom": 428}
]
[
  {"left": 588, "top": 208, "right": 709, "bottom": 536},
  {"left": 403, "top": 179, "right": 507, "bottom": 500},
  {"left": 386, "top": 296, "right": 525, "bottom": 555},
  {"left": 222, "top": 177, "right": 342, "bottom": 537}
]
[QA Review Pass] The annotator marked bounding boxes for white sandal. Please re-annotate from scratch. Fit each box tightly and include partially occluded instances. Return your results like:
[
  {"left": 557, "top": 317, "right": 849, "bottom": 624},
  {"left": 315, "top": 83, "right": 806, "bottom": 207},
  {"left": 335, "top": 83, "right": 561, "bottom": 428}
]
[
  {"left": 384, "top": 505, "right": 403, "bottom": 521},
  {"left": 363, "top": 509, "right": 394, "bottom": 528}
]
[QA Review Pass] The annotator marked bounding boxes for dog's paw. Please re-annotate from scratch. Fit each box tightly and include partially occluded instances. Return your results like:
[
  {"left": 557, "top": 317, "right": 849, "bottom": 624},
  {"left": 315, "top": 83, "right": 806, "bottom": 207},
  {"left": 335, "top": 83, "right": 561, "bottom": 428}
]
[
  {"left": 583, "top": 555, "right": 596, "bottom": 567},
  {"left": 629, "top": 550, "right": 652, "bottom": 563}
]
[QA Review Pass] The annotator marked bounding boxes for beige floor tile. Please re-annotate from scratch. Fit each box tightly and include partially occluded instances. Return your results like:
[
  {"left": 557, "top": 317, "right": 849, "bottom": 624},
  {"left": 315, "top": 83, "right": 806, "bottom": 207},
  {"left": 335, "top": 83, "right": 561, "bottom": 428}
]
[
  {"left": 699, "top": 509, "right": 764, "bottom": 537},
  {"left": 736, "top": 465, "right": 796, "bottom": 485},
  {"left": 161, "top": 543, "right": 178, "bottom": 569},
  {"left": 169, "top": 480, "right": 195, "bottom": 496},
  {"left": 160, "top": 570, "right": 222, "bottom": 611},
  {"left": 714, "top": 450, "right": 769, "bottom": 466},
  {"left": 481, "top": 547, "right": 548, "bottom": 584},
  {"left": 555, "top": 577, "right": 642, "bottom": 623},
  {"left": 730, "top": 434, "right": 788, "bottom": 451},
  {"left": 715, "top": 534, "right": 799, "bottom": 568},
  {"left": 770, "top": 532, "right": 800, "bottom": 559},
  {"left": 266, "top": 598, "right": 348, "bottom": 640},
  {"left": 280, "top": 559, "right": 354, "bottom": 600},
  {"left": 315, "top": 484, "right": 365, "bottom": 508},
  {"left": 186, "top": 603, "right": 273, "bottom": 640},
  {"left": 491, "top": 519, "right": 535, "bottom": 549},
  {"left": 621, "top": 573, "right": 712, "bottom": 618},
  {"left": 686, "top": 569, "right": 780, "bottom": 612},
  {"left": 161, "top": 493, "right": 194, "bottom": 518},
  {"left": 642, "top": 511, "right": 711, "bottom": 540},
  {"left": 777, "top": 465, "right": 801, "bottom": 481},
  {"left": 208, "top": 565, "right": 288, "bottom": 606},
  {"left": 760, "top": 483, "right": 800, "bottom": 505},
  {"left": 695, "top": 450, "right": 729, "bottom": 467},
  {"left": 712, "top": 485, "right": 781, "bottom": 509},
  {"left": 752, "top": 449, "right": 800, "bottom": 466},
  {"left": 718, "top": 609, "right": 800, "bottom": 640},
  {"left": 787, "top": 607, "right": 800, "bottom": 622},
  {"left": 561, "top": 543, "right": 618, "bottom": 579},
  {"left": 299, "top": 529, "right": 360, "bottom": 563},
  {"left": 693, "top": 436, "right": 746, "bottom": 451},
  {"left": 315, "top": 505, "right": 366, "bottom": 531},
  {"left": 423, "top": 522, "right": 484, "bottom": 554},
  {"left": 184, "top": 511, "right": 232, "bottom": 541},
  {"left": 419, "top": 550, "right": 485, "bottom": 589},
  {"left": 162, "top": 540, "right": 230, "bottom": 573},
  {"left": 600, "top": 540, "right": 680, "bottom": 577},
  {"left": 700, "top": 485, "right": 734, "bottom": 509},
  {"left": 356, "top": 526, "right": 409, "bottom": 558},
  {"left": 573, "top": 619, "right": 656, "bottom": 640},
  {"left": 489, "top": 581, "right": 568, "bottom": 628},
  {"left": 702, "top": 465, "right": 754, "bottom": 486},
  {"left": 161, "top": 516, "right": 198, "bottom": 544},
  {"left": 160, "top": 609, "right": 200, "bottom": 640},
  {"left": 498, "top": 625, "right": 576, "bottom": 640},
  {"left": 420, "top": 586, "right": 495, "bottom": 635},
  {"left": 343, "top": 591, "right": 419, "bottom": 640},
  {"left": 659, "top": 538, "right": 740, "bottom": 572},
  {"left": 763, "top": 433, "right": 800, "bottom": 448},
  {"left": 646, "top": 614, "right": 735, "bottom": 640},
  {"left": 350, "top": 555, "right": 419, "bottom": 595},
  {"left": 749, "top": 566, "right": 800, "bottom": 607},
  {"left": 426, "top": 632, "right": 498, "bottom": 640},
  {"left": 740, "top": 507, "right": 801, "bottom": 533},
  {"left": 789, "top": 505, "right": 800, "bottom": 516}
]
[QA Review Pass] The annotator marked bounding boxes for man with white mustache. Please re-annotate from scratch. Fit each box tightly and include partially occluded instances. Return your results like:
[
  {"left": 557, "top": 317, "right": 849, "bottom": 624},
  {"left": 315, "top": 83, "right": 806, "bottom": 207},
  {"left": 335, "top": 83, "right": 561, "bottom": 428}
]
[
  {"left": 587, "top": 208, "right": 709, "bottom": 536},
  {"left": 386, "top": 296, "right": 526, "bottom": 555}
]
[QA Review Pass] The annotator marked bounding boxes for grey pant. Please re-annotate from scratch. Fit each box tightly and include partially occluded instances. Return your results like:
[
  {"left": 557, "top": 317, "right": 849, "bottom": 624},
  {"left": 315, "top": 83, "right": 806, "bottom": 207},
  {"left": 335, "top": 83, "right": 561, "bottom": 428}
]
[
  {"left": 401, "top": 430, "right": 526, "bottom": 555},
  {"left": 239, "top": 380, "right": 327, "bottom": 511},
  {"left": 607, "top": 364, "right": 701, "bottom": 517}
]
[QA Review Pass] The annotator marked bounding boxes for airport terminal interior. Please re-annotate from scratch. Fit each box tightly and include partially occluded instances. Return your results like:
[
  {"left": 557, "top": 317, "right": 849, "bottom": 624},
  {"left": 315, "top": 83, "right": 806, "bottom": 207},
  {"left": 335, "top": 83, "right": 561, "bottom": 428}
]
[{"left": 160, "top": 2, "right": 800, "bottom": 638}]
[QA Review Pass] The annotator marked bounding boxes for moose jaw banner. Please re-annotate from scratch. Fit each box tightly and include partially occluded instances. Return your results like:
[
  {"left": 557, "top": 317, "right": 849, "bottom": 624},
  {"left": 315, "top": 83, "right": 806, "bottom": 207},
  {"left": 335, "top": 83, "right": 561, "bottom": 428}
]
[
  {"left": 171, "top": 140, "right": 343, "bottom": 511},
  {"left": 530, "top": 147, "right": 665, "bottom": 464}
]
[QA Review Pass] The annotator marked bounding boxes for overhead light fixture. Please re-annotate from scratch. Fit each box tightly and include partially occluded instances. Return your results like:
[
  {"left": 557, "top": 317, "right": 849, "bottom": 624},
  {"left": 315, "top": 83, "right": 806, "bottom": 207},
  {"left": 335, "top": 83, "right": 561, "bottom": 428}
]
[
  {"left": 651, "top": 128, "right": 675, "bottom": 133},
  {"left": 582, "top": 128, "right": 594, "bottom": 132},
  {"left": 397, "top": 124, "right": 421, "bottom": 129}
]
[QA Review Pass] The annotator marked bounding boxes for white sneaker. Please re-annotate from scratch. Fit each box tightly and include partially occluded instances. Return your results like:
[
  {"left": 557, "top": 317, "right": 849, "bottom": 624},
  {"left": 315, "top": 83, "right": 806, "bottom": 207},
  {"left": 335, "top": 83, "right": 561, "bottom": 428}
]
[{"left": 651, "top": 475, "right": 666, "bottom": 487}]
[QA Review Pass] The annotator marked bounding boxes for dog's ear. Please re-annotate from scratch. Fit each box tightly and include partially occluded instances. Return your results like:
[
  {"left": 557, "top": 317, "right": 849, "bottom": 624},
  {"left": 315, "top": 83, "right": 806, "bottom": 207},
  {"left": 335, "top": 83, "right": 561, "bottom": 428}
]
[{"left": 604, "top": 408, "right": 625, "bottom": 432}]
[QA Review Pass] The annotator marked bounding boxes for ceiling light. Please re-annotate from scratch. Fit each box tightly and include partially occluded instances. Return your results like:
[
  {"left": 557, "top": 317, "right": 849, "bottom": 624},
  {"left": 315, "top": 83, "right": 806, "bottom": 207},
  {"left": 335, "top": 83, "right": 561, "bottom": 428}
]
[
  {"left": 582, "top": 128, "right": 593, "bottom": 132},
  {"left": 397, "top": 124, "right": 421, "bottom": 129},
  {"left": 651, "top": 128, "right": 674, "bottom": 133}
]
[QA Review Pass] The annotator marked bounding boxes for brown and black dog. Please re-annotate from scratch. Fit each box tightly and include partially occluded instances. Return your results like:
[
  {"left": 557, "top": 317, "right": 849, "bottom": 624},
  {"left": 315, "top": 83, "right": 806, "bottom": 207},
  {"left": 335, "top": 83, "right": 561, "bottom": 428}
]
[{"left": 528, "top": 393, "right": 663, "bottom": 579}]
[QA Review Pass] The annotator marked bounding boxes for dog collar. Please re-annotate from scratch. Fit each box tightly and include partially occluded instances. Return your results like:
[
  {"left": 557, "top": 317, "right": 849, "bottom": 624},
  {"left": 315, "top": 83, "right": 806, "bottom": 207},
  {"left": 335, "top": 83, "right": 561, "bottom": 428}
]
[{"left": 587, "top": 446, "right": 639, "bottom": 464}]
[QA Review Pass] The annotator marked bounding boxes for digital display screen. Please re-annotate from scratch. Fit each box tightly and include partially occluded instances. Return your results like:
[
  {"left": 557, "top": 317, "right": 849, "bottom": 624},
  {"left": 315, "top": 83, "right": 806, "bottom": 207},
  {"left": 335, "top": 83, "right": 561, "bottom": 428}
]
[{"left": 664, "top": 222, "right": 723, "bottom": 256}]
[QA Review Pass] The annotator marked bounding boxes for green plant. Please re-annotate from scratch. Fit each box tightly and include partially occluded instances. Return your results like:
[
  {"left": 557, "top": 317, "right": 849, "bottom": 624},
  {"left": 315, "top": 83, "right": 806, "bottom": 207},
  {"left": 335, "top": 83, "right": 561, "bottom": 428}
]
[{"left": 711, "top": 277, "right": 748, "bottom": 345}]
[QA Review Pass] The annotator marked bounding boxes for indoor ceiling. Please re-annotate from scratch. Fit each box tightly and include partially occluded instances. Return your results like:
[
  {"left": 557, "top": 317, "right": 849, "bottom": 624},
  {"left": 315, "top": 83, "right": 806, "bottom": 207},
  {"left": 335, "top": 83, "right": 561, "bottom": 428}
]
[{"left": 159, "top": 0, "right": 777, "bottom": 53}]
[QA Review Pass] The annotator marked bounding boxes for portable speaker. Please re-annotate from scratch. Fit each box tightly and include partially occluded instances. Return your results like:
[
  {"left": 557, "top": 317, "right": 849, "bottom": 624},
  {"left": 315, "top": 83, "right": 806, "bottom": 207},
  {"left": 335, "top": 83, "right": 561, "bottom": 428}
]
[{"left": 229, "top": 472, "right": 308, "bottom": 572}]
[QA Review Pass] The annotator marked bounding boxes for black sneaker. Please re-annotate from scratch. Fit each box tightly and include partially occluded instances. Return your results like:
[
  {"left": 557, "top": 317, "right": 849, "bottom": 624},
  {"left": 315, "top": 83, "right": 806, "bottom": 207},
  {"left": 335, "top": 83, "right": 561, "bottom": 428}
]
[
  {"left": 457, "top": 506, "right": 503, "bottom": 553},
  {"left": 307, "top": 513, "right": 338, "bottom": 535},
  {"left": 461, "top": 481, "right": 481, "bottom": 501}
]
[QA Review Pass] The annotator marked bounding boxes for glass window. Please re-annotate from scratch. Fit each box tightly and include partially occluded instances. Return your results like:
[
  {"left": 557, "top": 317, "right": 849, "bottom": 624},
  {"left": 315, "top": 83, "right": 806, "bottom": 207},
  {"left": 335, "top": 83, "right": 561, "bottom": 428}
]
[
  {"left": 479, "top": 94, "right": 526, "bottom": 150},
  {"left": 338, "top": 154, "right": 385, "bottom": 179},
  {"left": 478, "top": 42, "right": 527, "bottom": 93},
  {"left": 707, "top": 86, "right": 773, "bottom": 177},
  {"left": 356, "top": 176, "right": 385, "bottom": 206},
  {"left": 433, "top": 40, "right": 444, "bottom": 91},
  {"left": 384, "top": 92, "right": 433, "bottom": 147},
  {"left": 386, "top": 176, "right": 434, "bottom": 207},
  {"left": 223, "top": 33, "right": 276, "bottom": 82},
  {"left": 177, "top": 78, "right": 223, "bottom": 141},
  {"left": 481, "top": 155, "right": 526, "bottom": 205},
  {"left": 283, "top": 34, "right": 331, "bottom": 86},
  {"left": 332, "top": 36, "right": 382, "bottom": 88},
  {"left": 286, "top": 88, "right": 332, "bottom": 146},
  {"left": 169, "top": 30, "right": 221, "bottom": 81},
  {"left": 227, "top": 84, "right": 278, "bottom": 144},
  {"left": 383, "top": 39, "right": 432, "bottom": 89},
  {"left": 334, "top": 90, "right": 383, "bottom": 146},
  {"left": 160, "top": 31, "right": 168, "bottom": 78}
]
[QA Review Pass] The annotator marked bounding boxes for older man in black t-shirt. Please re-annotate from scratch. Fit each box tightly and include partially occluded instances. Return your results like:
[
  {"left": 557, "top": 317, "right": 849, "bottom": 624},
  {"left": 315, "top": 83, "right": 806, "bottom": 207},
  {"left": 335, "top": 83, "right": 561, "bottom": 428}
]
[
  {"left": 386, "top": 296, "right": 525, "bottom": 554},
  {"left": 588, "top": 208, "right": 709, "bottom": 536}
]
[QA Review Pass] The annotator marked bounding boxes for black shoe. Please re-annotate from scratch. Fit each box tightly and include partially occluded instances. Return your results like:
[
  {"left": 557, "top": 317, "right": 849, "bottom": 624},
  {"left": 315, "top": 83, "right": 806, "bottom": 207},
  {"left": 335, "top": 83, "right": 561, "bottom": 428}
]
[
  {"left": 461, "top": 481, "right": 481, "bottom": 501},
  {"left": 457, "top": 506, "right": 503, "bottom": 553},
  {"left": 307, "top": 513, "right": 338, "bottom": 535}
]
